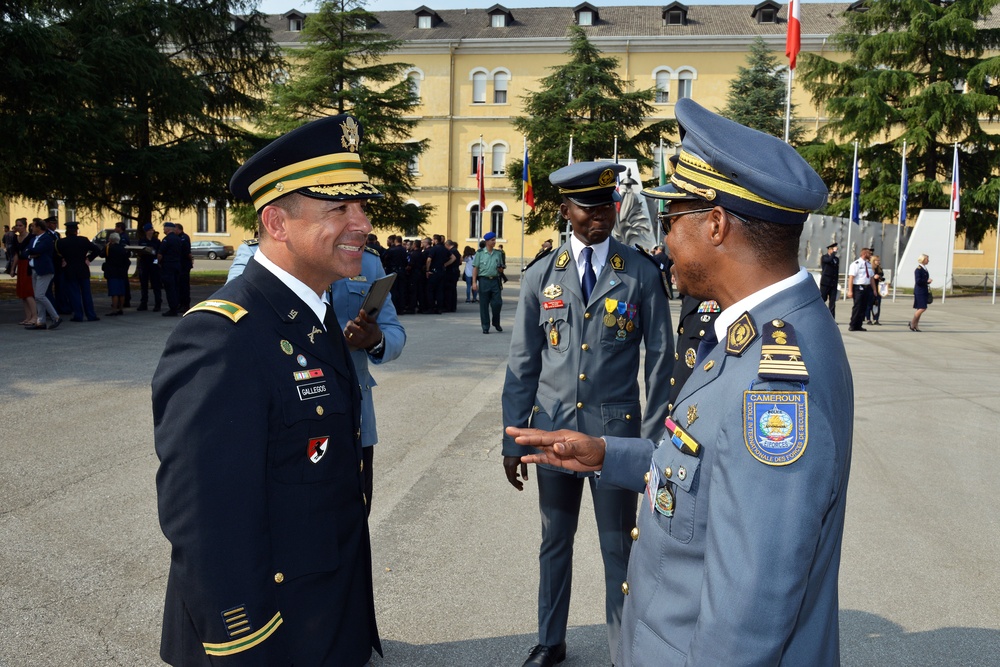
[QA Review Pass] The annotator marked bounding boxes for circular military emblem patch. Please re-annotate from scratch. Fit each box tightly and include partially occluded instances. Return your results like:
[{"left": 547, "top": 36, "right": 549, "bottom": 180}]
[
  {"left": 685, "top": 347, "right": 697, "bottom": 368},
  {"left": 280, "top": 340, "right": 293, "bottom": 355},
  {"left": 743, "top": 390, "right": 808, "bottom": 466},
  {"left": 296, "top": 354, "right": 307, "bottom": 367},
  {"left": 599, "top": 168, "right": 616, "bottom": 186}
]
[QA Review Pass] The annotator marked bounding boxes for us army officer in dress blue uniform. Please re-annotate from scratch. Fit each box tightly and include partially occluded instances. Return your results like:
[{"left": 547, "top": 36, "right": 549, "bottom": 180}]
[
  {"left": 510, "top": 99, "right": 853, "bottom": 666},
  {"left": 153, "top": 115, "right": 383, "bottom": 666},
  {"left": 228, "top": 233, "right": 406, "bottom": 515},
  {"left": 502, "top": 162, "right": 674, "bottom": 667}
]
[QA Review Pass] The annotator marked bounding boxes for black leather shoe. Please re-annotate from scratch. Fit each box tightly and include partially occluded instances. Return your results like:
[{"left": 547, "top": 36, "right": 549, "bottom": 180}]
[
  {"left": 47, "top": 318, "right": 61, "bottom": 330},
  {"left": 494, "top": 324, "right": 503, "bottom": 332},
  {"left": 522, "top": 642, "right": 566, "bottom": 667}
]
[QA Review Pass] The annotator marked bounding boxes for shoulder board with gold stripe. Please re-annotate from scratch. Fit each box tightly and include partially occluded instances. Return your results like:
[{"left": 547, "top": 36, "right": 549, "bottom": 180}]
[
  {"left": 758, "top": 319, "right": 809, "bottom": 382},
  {"left": 185, "top": 299, "right": 249, "bottom": 323},
  {"left": 243, "top": 238, "right": 259, "bottom": 246},
  {"left": 363, "top": 246, "right": 380, "bottom": 257}
]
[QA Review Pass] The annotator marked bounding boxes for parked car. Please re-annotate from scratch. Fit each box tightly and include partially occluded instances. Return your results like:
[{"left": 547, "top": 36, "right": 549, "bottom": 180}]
[
  {"left": 190, "top": 240, "right": 234, "bottom": 260},
  {"left": 92, "top": 228, "right": 140, "bottom": 251}
]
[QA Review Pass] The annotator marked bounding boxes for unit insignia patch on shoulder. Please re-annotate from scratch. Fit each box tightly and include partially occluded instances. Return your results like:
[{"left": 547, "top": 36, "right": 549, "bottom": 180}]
[
  {"left": 609, "top": 253, "right": 625, "bottom": 271},
  {"left": 743, "top": 390, "right": 808, "bottom": 466}
]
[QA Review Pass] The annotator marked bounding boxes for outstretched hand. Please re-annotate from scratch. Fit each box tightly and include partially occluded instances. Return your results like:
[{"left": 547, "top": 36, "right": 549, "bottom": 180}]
[{"left": 505, "top": 426, "right": 606, "bottom": 473}]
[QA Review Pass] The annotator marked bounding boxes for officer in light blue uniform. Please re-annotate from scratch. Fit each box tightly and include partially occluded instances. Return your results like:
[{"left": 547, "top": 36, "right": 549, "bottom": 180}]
[
  {"left": 509, "top": 98, "right": 852, "bottom": 666},
  {"left": 228, "top": 235, "right": 405, "bottom": 515},
  {"left": 502, "top": 161, "right": 674, "bottom": 667}
]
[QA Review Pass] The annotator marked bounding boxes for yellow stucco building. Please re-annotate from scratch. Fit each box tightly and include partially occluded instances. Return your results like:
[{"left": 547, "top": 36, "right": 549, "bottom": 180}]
[{"left": 3, "top": 2, "right": 997, "bottom": 275}]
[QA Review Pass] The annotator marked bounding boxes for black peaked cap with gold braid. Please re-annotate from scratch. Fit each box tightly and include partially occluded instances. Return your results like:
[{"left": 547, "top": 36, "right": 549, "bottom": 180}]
[
  {"left": 642, "top": 99, "right": 828, "bottom": 225},
  {"left": 230, "top": 114, "right": 383, "bottom": 211}
]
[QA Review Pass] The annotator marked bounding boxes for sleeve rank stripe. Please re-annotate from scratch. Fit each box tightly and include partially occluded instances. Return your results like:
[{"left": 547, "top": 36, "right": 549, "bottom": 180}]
[
  {"left": 204, "top": 612, "right": 282, "bottom": 655},
  {"left": 222, "top": 607, "right": 246, "bottom": 617}
]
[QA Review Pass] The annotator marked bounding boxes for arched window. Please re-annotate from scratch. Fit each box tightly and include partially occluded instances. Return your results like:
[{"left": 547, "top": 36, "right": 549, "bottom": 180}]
[
  {"left": 472, "top": 71, "right": 487, "bottom": 103},
  {"left": 490, "top": 205, "right": 504, "bottom": 238},
  {"left": 677, "top": 69, "right": 696, "bottom": 100},
  {"left": 469, "top": 205, "right": 482, "bottom": 238},
  {"left": 492, "top": 144, "right": 507, "bottom": 176},
  {"left": 655, "top": 70, "right": 671, "bottom": 103},
  {"left": 408, "top": 71, "right": 422, "bottom": 99},
  {"left": 493, "top": 71, "right": 508, "bottom": 104},
  {"left": 214, "top": 203, "right": 227, "bottom": 233},
  {"left": 197, "top": 201, "right": 209, "bottom": 233}
]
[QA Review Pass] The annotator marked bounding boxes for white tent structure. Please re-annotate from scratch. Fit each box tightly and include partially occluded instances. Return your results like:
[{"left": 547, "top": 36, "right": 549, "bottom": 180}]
[{"left": 895, "top": 209, "right": 952, "bottom": 291}]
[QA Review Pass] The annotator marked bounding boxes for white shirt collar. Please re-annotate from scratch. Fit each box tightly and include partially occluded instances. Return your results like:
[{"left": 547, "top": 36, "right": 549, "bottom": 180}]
[
  {"left": 713, "top": 267, "right": 810, "bottom": 340},
  {"left": 569, "top": 234, "right": 610, "bottom": 276},
  {"left": 252, "top": 249, "right": 330, "bottom": 329}
]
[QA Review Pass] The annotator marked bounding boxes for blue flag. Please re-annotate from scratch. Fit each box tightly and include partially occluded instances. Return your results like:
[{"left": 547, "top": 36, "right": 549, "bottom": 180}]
[
  {"left": 898, "top": 153, "right": 908, "bottom": 225},
  {"left": 850, "top": 149, "right": 860, "bottom": 225}
]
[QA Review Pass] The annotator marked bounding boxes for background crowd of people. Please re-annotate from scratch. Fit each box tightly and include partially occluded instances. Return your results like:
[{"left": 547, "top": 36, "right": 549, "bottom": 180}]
[{"left": 1, "top": 217, "right": 194, "bottom": 328}]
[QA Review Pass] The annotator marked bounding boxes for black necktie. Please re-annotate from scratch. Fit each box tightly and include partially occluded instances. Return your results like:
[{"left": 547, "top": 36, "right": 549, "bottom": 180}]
[
  {"left": 581, "top": 246, "right": 596, "bottom": 302},
  {"left": 324, "top": 302, "right": 360, "bottom": 389}
]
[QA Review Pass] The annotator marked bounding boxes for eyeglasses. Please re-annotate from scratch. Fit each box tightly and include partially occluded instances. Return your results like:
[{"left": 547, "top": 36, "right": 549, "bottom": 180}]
[
  {"left": 656, "top": 207, "right": 749, "bottom": 236},
  {"left": 656, "top": 207, "right": 715, "bottom": 236}
]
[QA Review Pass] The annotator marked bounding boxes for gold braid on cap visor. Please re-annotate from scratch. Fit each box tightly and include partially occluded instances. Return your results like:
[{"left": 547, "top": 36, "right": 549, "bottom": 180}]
[
  {"left": 248, "top": 153, "right": 375, "bottom": 209},
  {"left": 673, "top": 150, "right": 810, "bottom": 215}
]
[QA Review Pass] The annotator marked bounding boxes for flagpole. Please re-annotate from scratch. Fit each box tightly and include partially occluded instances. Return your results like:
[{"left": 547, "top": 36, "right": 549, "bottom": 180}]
[
  {"left": 783, "top": 68, "right": 794, "bottom": 143},
  {"left": 893, "top": 140, "right": 907, "bottom": 303},
  {"left": 843, "top": 140, "right": 858, "bottom": 300},
  {"left": 658, "top": 137, "right": 666, "bottom": 215},
  {"left": 478, "top": 134, "right": 485, "bottom": 238},
  {"left": 568, "top": 134, "right": 574, "bottom": 166},
  {"left": 520, "top": 136, "right": 527, "bottom": 272},
  {"left": 993, "top": 190, "right": 999, "bottom": 305},
  {"left": 944, "top": 143, "right": 958, "bottom": 304},
  {"left": 784, "top": 0, "right": 800, "bottom": 143}
]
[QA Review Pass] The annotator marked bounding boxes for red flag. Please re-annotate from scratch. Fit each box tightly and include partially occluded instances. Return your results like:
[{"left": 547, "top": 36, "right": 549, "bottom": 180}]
[
  {"left": 522, "top": 146, "right": 535, "bottom": 210},
  {"left": 477, "top": 153, "right": 486, "bottom": 212},
  {"left": 786, "top": 0, "right": 801, "bottom": 70}
]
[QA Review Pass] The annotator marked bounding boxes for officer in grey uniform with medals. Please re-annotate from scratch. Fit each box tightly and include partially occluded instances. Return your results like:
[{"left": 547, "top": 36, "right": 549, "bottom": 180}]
[
  {"left": 153, "top": 115, "right": 382, "bottom": 666},
  {"left": 502, "top": 161, "right": 674, "bottom": 667},
  {"left": 509, "top": 99, "right": 853, "bottom": 666},
  {"left": 670, "top": 295, "right": 720, "bottom": 407}
]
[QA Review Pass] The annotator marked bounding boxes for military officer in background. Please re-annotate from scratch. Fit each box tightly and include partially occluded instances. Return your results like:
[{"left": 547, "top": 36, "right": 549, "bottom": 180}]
[
  {"left": 136, "top": 222, "right": 162, "bottom": 312},
  {"left": 669, "top": 295, "right": 720, "bottom": 406},
  {"left": 153, "top": 114, "right": 382, "bottom": 666},
  {"left": 819, "top": 242, "right": 839, "bottom": 316},
  {"left": 157, "top": 222, "right": 183, "bottom": 316},
  {"left": 502, "top": 161, "right": 674, "bottom": 667},
  {"left": 510, "top": 98, "right": 852, "bottom": 666}
]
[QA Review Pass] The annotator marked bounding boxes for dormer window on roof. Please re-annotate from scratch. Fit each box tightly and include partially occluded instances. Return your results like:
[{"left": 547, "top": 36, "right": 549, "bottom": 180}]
[
  {"left": 574, "top": 3, "right": 599, "bottom": 26},
  {"left": 487, "top": 4, "right": 513, "bottom": 28},
  {"left": 414, "top": 6, "right": 442, "bottom": 29},
  {"left": 751, "top": 1, "right": 781, "bottom": 24},
  {"left": 284, "top": 10, "right": 305, "bottom": 32},
  {"left": 663, "top": 2, "right": 689, "bottom": 26}
]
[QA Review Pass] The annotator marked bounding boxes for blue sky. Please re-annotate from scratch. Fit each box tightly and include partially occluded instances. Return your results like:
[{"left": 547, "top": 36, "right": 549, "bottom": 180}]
[{"left": 256, "top": 0, "right": 812, "bottom": 14}]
